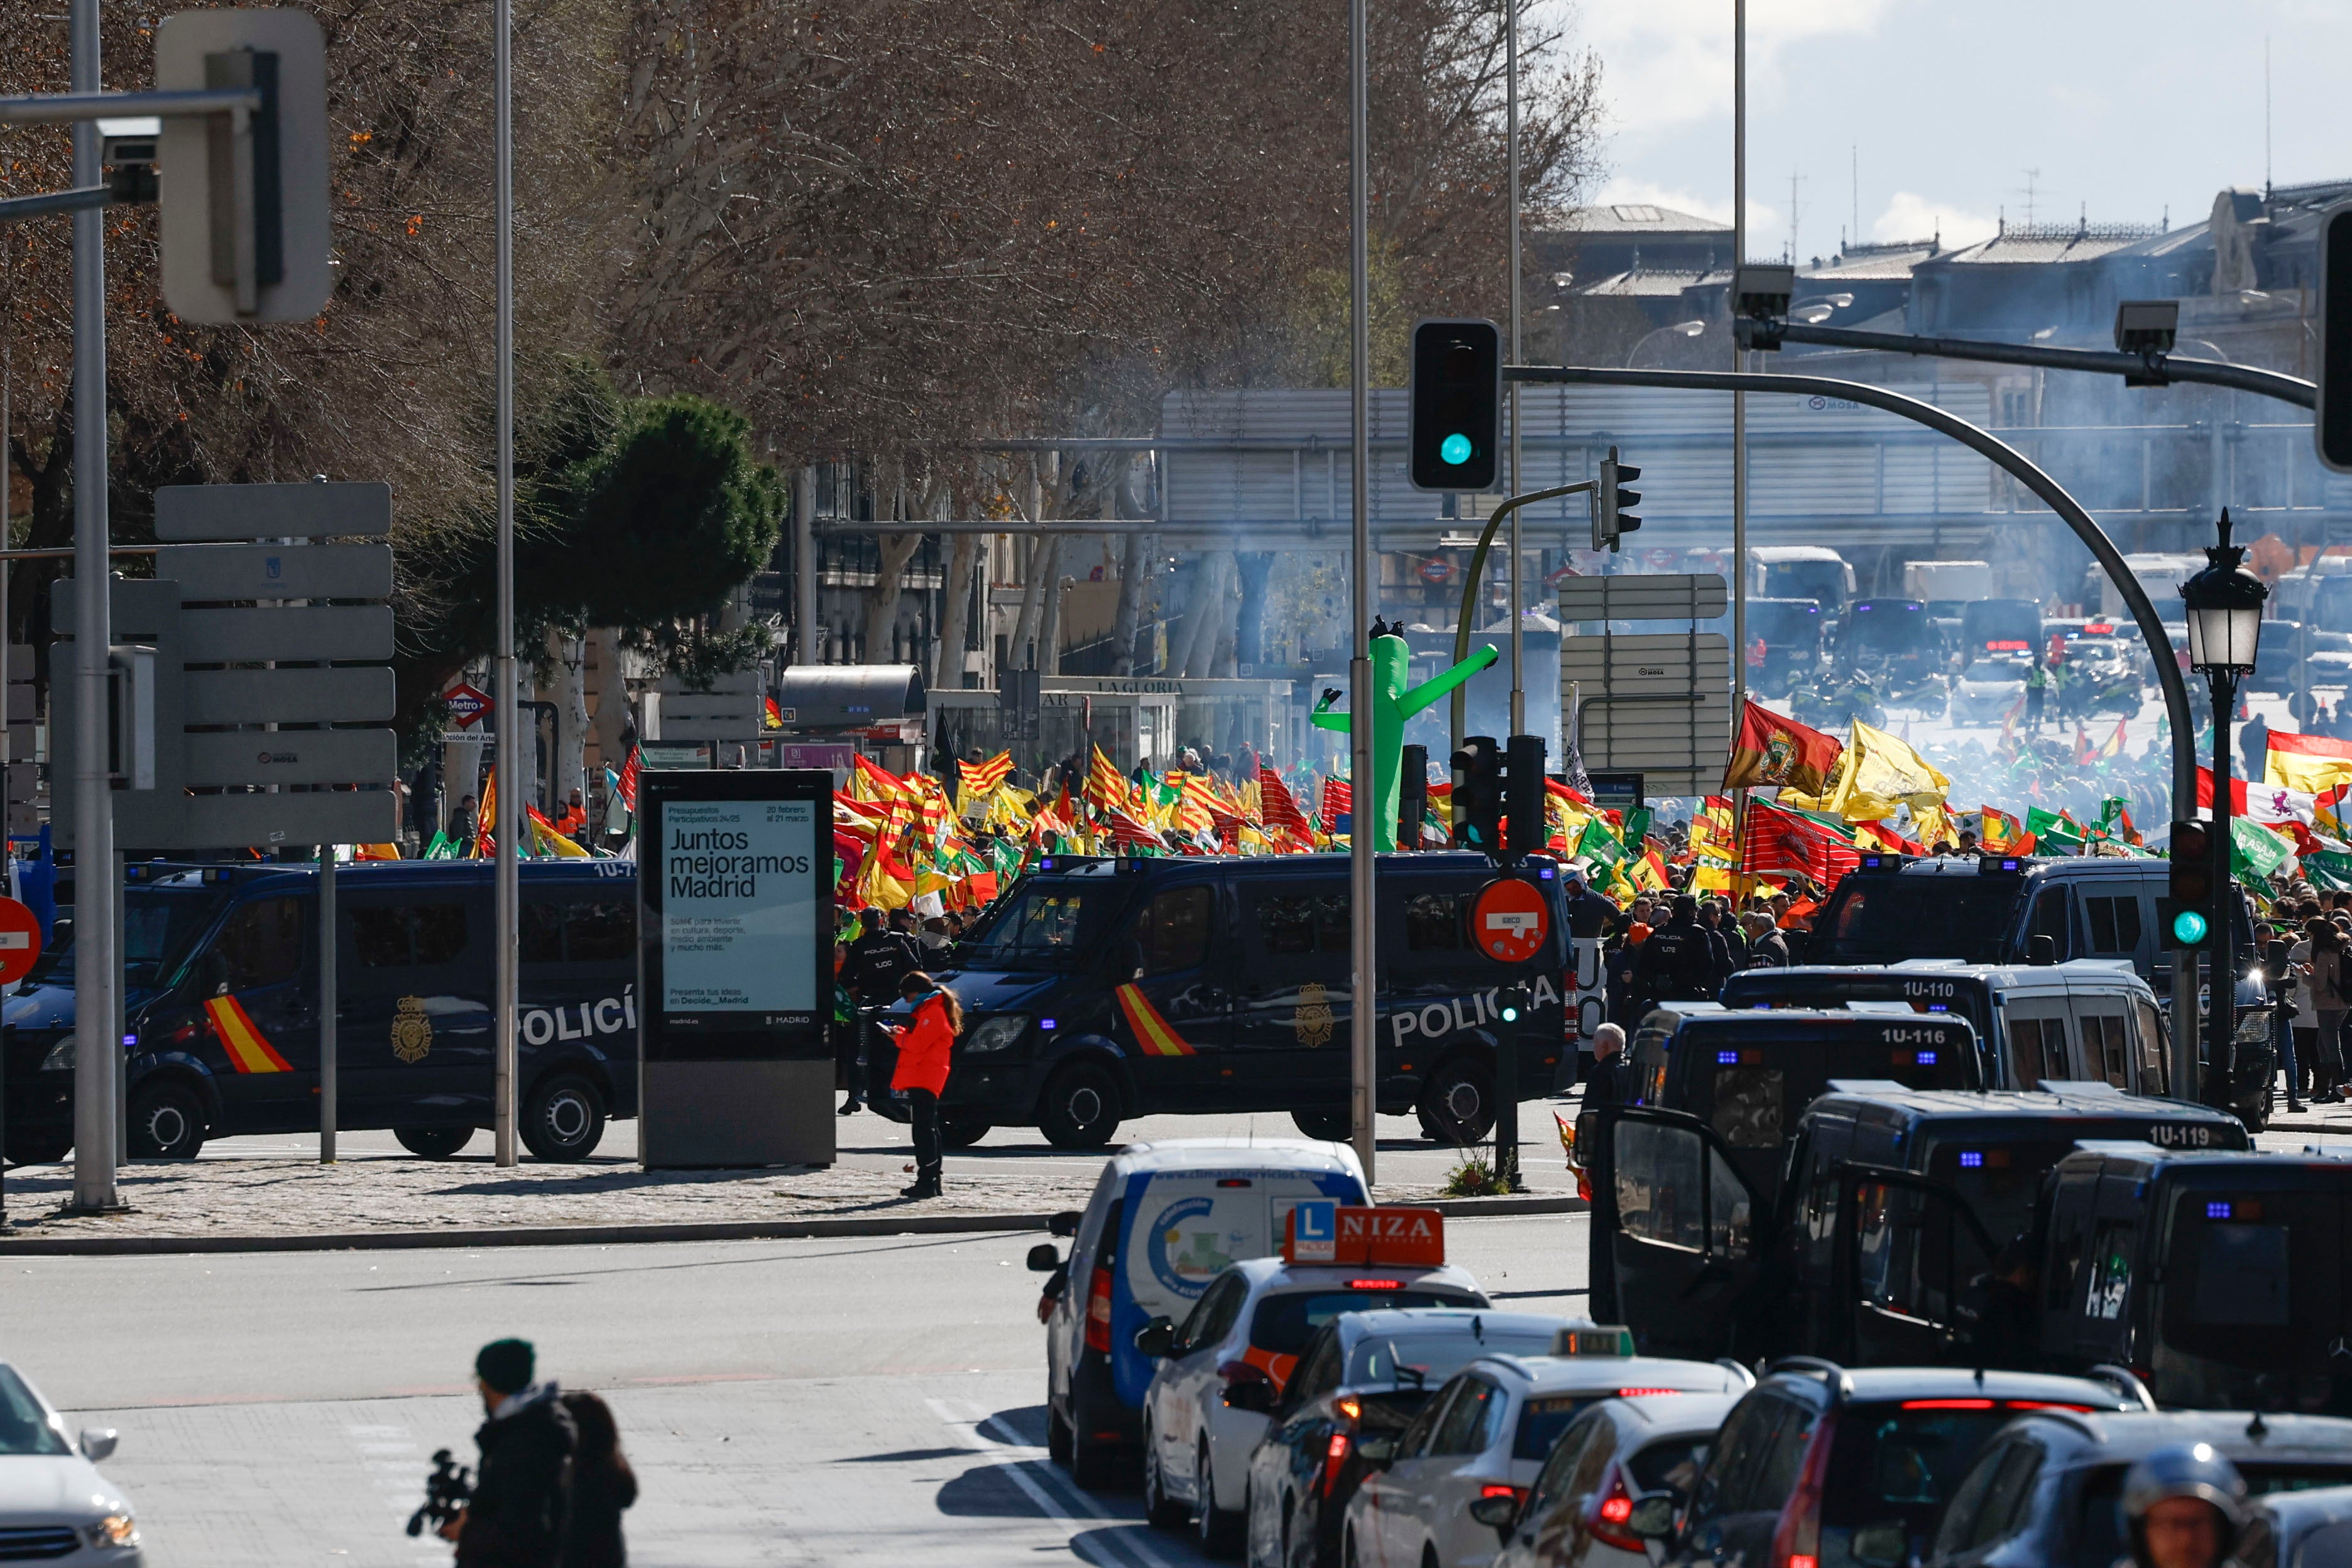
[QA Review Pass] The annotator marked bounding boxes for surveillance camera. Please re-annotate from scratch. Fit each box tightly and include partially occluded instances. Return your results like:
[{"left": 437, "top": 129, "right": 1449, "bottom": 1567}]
[
  {"left": 97, "top": 116, "right": 161, "bottom": 206},
  {"left": 2114, "top": 298, "right": 2179, "bottom": 356},
  {"left": 1734, "top": 263, "right": 1796, "bottom": 320}
]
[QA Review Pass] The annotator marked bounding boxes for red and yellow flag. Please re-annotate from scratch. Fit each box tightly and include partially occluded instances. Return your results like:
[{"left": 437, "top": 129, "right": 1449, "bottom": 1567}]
[
  {"left": 1722, "top": 700, "right": 1844, "bottom": 797},
  {"left": 205, "top": 995, "right": 292, "bottom": 1074},
  {"left": 1115, "top": 984, "right": 1198, "bottom": 1057}
]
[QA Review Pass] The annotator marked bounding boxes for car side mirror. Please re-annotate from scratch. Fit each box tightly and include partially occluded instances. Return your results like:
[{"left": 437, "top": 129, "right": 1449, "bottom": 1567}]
[
  {"left": 1222, "top": 1378, "right": 1274, "bottom": 1412},
  {"left": 1026, "top": 1243, "right": 1061, "bottom": 1273},
  {"left": 1469, "top": 1493, "right": 1519, "bottom": 1532},
  {"left": 1134, "top": 1317, "right": 1176, "bottom": 1359},
  {"left": 1627, "top": 1491, "right": 1676, "bottom": 1540},
  {"left": 1354, "top": 1434, "right": 1397, "bottom": 1467},
  {"left": 1048, "top": 1210, "right": 1083, "bottom": 1238},
  {"left": 79, "top": 1429, "right": 118, "bottom": 1462}
]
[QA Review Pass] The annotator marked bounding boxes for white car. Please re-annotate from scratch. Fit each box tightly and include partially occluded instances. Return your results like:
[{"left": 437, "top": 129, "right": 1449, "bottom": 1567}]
[
  {"left": 1137, "top": 1255, "right": 1489, "bottom": 1557},
  {"left": 0, "top": 1359, "right": 139, "bottom": 1564},
  {"left": 1949, "top": 658, "right": 2028, "bottom": 726},
  {"left": 1344, "top": 1342, "right": 1750, "bottom": 1568},
  {"left": 1487, "top": 1391, "right": 1744, "bottom": 1568}
]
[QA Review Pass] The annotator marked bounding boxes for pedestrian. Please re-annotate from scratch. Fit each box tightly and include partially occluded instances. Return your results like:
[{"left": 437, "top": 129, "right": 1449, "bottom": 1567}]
[
  {"left": 1741, "top": 911, "right": 1791, "bottom": 968},
  {"left": 2026, "top": 660, "right": 2047, "bottom": 731},
  {"left": 443, "top": 1338, "right": 576, "bottom": 1568},
  {"left": 2299, "top": 916, "right": 2348, "bottom": 1102},
  {"left": 555, "top": 789, "right": 589, "bottom": 842},
  {"left": 842, "top": 909, "right": 919, "bottom": 1114},
  {"left": 2262, "top": 923, "right": 2305, "bottom": 1114},
  {"left": 557, "top": 1390, "right": 635, "bottom": 1568},
  {"left": 1558, "top": 866, "right": 1616, "bottom": 938},
  {"left": 450, "top": 793, "right": 479, "bottom": 851},
  {"left": 1583, "top": 1022, "right": 1629, "bottom": 1104},
  {"left": 884, "top": 971, "right": 963, "bottom": 1199}
]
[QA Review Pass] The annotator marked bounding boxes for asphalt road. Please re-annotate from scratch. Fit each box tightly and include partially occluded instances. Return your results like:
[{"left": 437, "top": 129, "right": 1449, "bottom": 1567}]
[{"left": 4, "top": 1214, "right": 1589, "bottom": 1566}]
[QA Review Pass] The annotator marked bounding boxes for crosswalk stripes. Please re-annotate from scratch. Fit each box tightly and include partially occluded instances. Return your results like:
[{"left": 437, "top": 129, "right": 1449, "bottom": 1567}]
[{"left": 927, "top": 1396, "right": 1187, "bottom": 1568}]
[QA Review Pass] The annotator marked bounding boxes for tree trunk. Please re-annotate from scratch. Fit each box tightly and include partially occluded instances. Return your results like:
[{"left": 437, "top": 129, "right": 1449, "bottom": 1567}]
[
  {"left": 1033, "top": 536, "right": 1068, "bottom": 674},
  {"left": 936, "top": 531, "right": 979, "bottom": 689},
  {"left": 557, "top": 631, "right": 589, "bottom": 810},
  {"left": 1178, "top": 553, "right": 1235, "bottom": 678},
  {"left": 1110, "top": 532, "right": 1144, "bottom": 676},
  {"left": 862, "top": 531, "right": 922, "bottom": 665},
  {"left": 1234, "top": 552, "right": 1276, "bottom": 670}
]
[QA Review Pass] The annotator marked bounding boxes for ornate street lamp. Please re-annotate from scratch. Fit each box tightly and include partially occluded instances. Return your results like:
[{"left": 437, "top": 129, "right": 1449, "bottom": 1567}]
[{"left": 2179, "top": 508, "right": 2267, "bottom": 1111}]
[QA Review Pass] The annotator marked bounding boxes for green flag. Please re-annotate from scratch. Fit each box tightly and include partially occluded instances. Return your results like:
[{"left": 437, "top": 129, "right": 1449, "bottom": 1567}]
[
  {"left": 2026, "top": 807, "right": 2084, "bottom": 851},
  {"left": 423, "top": 830, "right": 457, "bottom": 860},
  {"left": 2231, "top": 817, "right": 2294, "bottom": 883}
]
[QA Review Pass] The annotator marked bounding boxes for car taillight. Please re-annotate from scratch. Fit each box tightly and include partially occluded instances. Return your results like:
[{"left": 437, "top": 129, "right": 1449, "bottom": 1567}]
[
  {"left": 1347, "top": 1279, "right": 1404, "bottom": 1290},
  {"left": 1769, "top": 1413, "right": 1834, "bottom": 1568},
  {"left": 1480, "top": 1484, "right": 1528, "bottom": 1503},
  {"left": 1616, "top": 1387, "right": 1681, "bottom": 1398},
  {"left": 1586, "top": 1463, "right": 1644, "bottom": 1552},
  {"left": 1323, "top": 1431, "right": 1352, "bottom": 1494},
  {"left": 1084, "top": 1266, "right": 1113, "bottom": 1354}
]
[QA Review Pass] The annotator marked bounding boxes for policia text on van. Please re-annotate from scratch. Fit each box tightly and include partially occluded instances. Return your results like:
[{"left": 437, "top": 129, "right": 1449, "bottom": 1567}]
[
  {"left": 867, "top": 853, "right": 1573, "bottom": 1150},
  {"left": 2, "top": 860, "right": 641, "bottom": 1162}
]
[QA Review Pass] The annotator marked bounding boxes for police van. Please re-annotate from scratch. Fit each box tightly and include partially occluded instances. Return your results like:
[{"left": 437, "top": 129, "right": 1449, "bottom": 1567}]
[
  {"left": 1721, "top": 959, "right": 2174, "bottom": 1097},
  {"left": 1582, "top": 1086, "right": 2246, "bottom": 1367},
  {"left": 2, "top": 859, "right": 640, "bottom": 1163},
  {"left": 872, "top": 852, "right": 1572, "bottom": 1150},
  {"left": 1617, "top": 1004, "right": 1983, "bottom": 1200}
]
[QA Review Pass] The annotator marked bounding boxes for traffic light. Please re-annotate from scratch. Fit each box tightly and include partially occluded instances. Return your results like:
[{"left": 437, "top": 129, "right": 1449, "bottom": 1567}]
[
  {"left": 1409, "top": 319, "right": 1502, "bottom": 493},
  {"left": 1595, "top": 445, "right": 1642, "bottom": 552},
  {"left": 1400, "top": 744, "right": 1429, "bottom": 851},
  {"left": 2160, "top": 818, "right": 2217, "bottom": 949},
  {"left": 1497, "top": 984, "right": 1529, "bottom": 1024},
  {"left": 2319, "top": 202, "right": 2352, "bottom": 473},
  {"left": 1505, "top": 734, "right": 1548, "bottom": 865},
  {"left": 1450, "top": 735, "right": 1505, "bottom": 855}
]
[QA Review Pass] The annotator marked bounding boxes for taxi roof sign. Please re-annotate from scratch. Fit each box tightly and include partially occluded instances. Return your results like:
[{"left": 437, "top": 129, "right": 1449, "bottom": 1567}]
[
  {"left": 1283, "top": 1204, "right": 1445, "bottom": 1267},
  {"left": 1553, "top": 1324, "right": 1636, "bottom": 1357}
]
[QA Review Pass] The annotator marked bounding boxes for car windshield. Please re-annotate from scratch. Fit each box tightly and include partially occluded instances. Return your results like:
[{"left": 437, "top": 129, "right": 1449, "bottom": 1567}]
[
  {"left": 25, "top": 885, "right": 228, "bottom": 990},
  {"left": 958, "top": 884, "right": 1111, "bottom": 969},
  {"left": 1820, "top": 1405, "right": 2025, "bottom": 1555},
  {"left": 0, "top": 1367, "right": 69, "bottom": 1456},
  {"left": 1250, "top": 1290, "right": 1472, "bottom": 1358},
  {"left": 1815, "top": 878, "right": 2027, "bottom": 965},
  {"left": 1345, "top": 1328, "right": 1556, "bottom": 1391},
  {"left": 1513, "top": 1388, "right": 1715, "bottom": 1462},
  {"left": 1962, "top": 661, "right": 2024, "bottom": 683}
]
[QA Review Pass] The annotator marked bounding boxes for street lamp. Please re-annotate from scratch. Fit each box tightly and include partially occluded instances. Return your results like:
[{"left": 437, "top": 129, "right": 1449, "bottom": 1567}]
[
  {"left": 1625, "top": 319, "right": 1707, "bottom": 368},
  {"left": 2179, "top": 506, "right": 2267, "bottom": 1112}
]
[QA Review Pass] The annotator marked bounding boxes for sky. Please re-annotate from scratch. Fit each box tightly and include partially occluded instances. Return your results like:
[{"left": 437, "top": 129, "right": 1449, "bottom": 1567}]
[{"left": 1565, "top": 0, "right": 2352, "bottom": 259}]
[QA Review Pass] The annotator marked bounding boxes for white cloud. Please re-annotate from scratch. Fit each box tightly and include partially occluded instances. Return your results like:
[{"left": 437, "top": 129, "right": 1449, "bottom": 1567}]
[
  {"left": 1870, "top": 192, "right": 1999, "bottom": 249},
  {"left": 1556, "top": 0, "right": 1902, "bottom": 146}
]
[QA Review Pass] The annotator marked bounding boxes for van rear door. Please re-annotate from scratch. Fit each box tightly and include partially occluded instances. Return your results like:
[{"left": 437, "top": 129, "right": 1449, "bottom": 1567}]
[{"left": 1587, "top": 1104, "right": 1767, "bottom": 1361}]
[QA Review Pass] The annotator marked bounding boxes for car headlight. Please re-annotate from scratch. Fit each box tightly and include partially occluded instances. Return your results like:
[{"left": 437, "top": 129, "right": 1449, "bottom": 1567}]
[
  {"left": 85, "top": 1515, "right": 138, "bottom": 1548},
  {"left": 40, "top": 1038, "right": 75, "bottom": 1072},
  {"left": 2235, "top": 1006, "right": 2275, "bottom": 1044},
  {"left": 963, "top": 1015, "right": 1030, "bottom": 1055}
]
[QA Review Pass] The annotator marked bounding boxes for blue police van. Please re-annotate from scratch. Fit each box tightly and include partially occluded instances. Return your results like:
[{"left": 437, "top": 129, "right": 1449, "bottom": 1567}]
[
  {"left": 3, "top": 859, "right": 640, "bottom": 1162},
  {"left": 870, "top": 851, "right": 1573, "bottom": 1150}
]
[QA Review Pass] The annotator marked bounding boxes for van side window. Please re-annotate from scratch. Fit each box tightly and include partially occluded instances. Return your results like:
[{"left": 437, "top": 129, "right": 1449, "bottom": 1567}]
[
  {"left": 2084, "top": 895, "right": 2141, "bottom": 955},
  {"left": 1405, "top": 893, "right": 1462, "bottom": 951},
  {"left": 2133, "top": 1000, "right": 2168, "bottom": 1094},
  {"left": 2006, "top": 1017, "right": 2048, "bottom": 1086},
  {"left": 353, "top": 904, "right": 468, "bottom": 968},
  {"left": 2086, "top": 1220, "right": 2136, "bottom": 1320},
  {"left": 520, "top": 899, "right": 633, "bottom": 966},
  {"left": 1139, "top": 886, "right": 1213, "bottom": 975},
  {"left": 2028, "top": 888, "right": 2070, "bottom": 958},
  {"left": 212, "top": 897, "right": 304, "bottom": 991},
  {"left": 2081, "top": 1013, "right": 2130, "bottom": 1087},
  {"left": 1251, "top": 893, "right": 1347, "bottom": 957}
]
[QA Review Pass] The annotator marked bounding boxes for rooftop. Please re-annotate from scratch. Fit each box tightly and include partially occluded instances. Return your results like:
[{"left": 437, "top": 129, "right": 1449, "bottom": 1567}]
[{"left": 1543, "top": 202, "right": 1731, "bottom": 236}]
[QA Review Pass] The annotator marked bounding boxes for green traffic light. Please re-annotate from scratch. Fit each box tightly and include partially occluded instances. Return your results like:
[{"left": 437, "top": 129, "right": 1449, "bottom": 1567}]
[
  {"left": 1440, "top": 433, "right": 1472, "bottom": 465},
  {"left": 2171, "top": 908, "right": 2209, "bottom": 944},
  {"left": 1499, "top": 1004, "right": 1520, "bottom": 1023}
]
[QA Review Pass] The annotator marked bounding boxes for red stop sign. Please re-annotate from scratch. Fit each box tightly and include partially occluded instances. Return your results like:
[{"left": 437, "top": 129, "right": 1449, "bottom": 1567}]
[
  {"left": 1469, "top": 877, "right": 1550, "bottom": 965},
  {"left": 0, "top": 897, "right": 43, "bottom": 986}
]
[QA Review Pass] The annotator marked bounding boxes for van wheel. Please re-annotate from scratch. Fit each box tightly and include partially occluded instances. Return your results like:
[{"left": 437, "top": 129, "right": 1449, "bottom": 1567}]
[
  {"left": 1069, "top": 1427, "right": 1120, "bottom": 1489},
  {"left": 1047, "top": 1407, "right": 1073, "bottom": 1464},
  {"left": 395, "top": 1126, "right": 474, "bottom": 1160},
  {"left": 522, "top": 1074, "right": 607, "bottom": 1162},
  {"left": 1039, "top": 1062, "right": 1120, "bottom": 1150},
  {"left": 1291, "top": 1109, "right": 1350, "bottom": 1142},
  {"left": 941, "top": 1116, "right": 992, "bottom": 1150},
  {"left": 1419, "top": 1057, "right": 1496, "bottom": 1145},
  {"left": 128, "top": 1081, "right": 205, "bottom": 1160}
]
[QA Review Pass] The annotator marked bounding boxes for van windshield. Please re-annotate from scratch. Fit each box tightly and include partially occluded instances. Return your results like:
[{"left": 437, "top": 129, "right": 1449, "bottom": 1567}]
[
  {"left": 25, "top": 885, "right": 229, "bottom": 991},
  {"left": 960, "top": 884, "right": 1115, "bottom": 969},
  {"left": 1813, "top": 878, "right": 2027, "bottom": 964},
  {"left": 1846, "top": 602, "right": 1937, "bottom": 656},
  {"left": 2150, "top": 1179, "right": 2352, "bottom": 1415},
  {"left": 1761, "top": 561, "right": 1849, "bottom": 607},
  {"left": 1687, "top": 1023, "right": 1976, "bottom": 1152}
]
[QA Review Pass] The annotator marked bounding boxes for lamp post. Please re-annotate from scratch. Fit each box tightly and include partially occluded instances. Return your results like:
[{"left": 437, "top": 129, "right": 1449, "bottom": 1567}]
[{"left": 2180, "top": 508, "right": 2267, "bottom": 1111}]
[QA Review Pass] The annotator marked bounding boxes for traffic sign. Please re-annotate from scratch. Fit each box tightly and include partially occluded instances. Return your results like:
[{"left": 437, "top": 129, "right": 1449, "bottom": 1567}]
[
  {"left": 0, "top": 897, "right": 43, "bottom": 986},
  {"left": 444, "top": 683, "right": 492, "bottom": 729},
  {"left": 1470, "top": 876, "right": 1550, "bottom": 964},
  {"left": 1419, "top": 557, "right": 1452, "bottom": 585}
]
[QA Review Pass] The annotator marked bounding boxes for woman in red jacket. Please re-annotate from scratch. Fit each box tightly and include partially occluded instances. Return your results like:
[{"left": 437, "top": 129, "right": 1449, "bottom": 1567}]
[{"left": 887, "top": 971, "right": 963, "bottom": 1198}]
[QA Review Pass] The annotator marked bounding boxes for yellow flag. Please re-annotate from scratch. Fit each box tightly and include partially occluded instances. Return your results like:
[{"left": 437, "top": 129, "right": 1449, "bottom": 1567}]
[{"left": 1829, "top": 720, "right": 1951, "bottom": 822}]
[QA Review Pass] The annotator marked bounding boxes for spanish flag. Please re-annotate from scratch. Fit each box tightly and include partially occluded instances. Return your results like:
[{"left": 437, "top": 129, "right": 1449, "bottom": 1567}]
[
  {"left": 2267, "top": 729, "right": 2352, "bottom": 805},
  {"left": 205, "top": 996, "right": 292, "bottom": 1074},
  {"left": 1115, "top": 984, "right": 1198, "bottom": 1057}
]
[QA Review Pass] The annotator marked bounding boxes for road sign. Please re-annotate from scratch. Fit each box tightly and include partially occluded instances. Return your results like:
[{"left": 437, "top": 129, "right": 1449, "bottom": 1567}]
[
  {"left": 1470, "top": 876, "right": 1550, "bottom": 965},
  {"left": 1555, "top": 573, "right": 1729, "bottom": 621},
  {"left": 654, "top": 670, "right": 765, "bottom": 742},
  {"left": 2320, "top": 202, "right": 2352, "bottom": 473},
  {"left": 156, "top": 542, "right": 393, "bottom": 601},
  {"left": 444, "top": 683, "right": 491, "bottom": 729},
  {"left": 155, "top": 481, "right": 391, "bottom": 540},
  {"left": 155, "top": 9, "right": 332, "bottom": 325},
  {"left": 1560, "top": 629, "right": 1733, "bottom": 799},
  {"left": 0, "top": 898, "right": 43, "bottom": 986},
  {"left": 1419, "top": 558, "right": 1452, "bottom": 585},
  {"left": 1285, "top": 1199, "right": 1339, "bottom": 1263}
]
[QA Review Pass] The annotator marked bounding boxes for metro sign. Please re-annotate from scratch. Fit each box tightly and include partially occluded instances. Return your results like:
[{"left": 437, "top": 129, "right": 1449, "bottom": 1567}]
[{"left": 444, "top": 682, "right": 491, "bottom": 729}]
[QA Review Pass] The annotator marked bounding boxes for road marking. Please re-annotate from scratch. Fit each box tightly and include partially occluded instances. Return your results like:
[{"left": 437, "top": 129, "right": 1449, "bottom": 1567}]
[{"left": 927, "top": 1397, "right": 1183, "bottom": 1568}]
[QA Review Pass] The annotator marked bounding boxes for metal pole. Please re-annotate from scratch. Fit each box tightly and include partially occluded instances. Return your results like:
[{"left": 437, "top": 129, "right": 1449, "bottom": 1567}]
[
  {"left": 318, "top": 844, "right": 336, "bottom": 1162},
  {"left": 111, "top": 847, "right": 122, "bottom": 1166},
  {"left": 2207, "top": 670, "right": 2236, "bottom": 1111},
  {"left": 1506, "top": 0, "right": 1524, "bottom": 739},
  {"left": 68, "top": 0, "right": 116, "bottom": 1211},
  {"left": 491, "top": 0, "right": 519, "bottom": 1167},
  {"left": 1731, "top": 0, "right": 1748, "bottom": 742},
  {"left": 794, "top": 467, "right": 818, "bottom": 665},
  {"left": 1347, "top": 0, "right": 1377, "bottom": 1185}
]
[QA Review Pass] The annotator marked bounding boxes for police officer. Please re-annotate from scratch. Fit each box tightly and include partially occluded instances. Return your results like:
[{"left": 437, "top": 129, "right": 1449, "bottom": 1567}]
[
  {"left": 842, "top": 910, "right": 921, "bottom": 1114},
  {"left": 1630, "top": 895, "right": 1721, "bottom": 1016},
  {"left": 2116, "top": 1444, "right": 2245, "bottom": 1568}
]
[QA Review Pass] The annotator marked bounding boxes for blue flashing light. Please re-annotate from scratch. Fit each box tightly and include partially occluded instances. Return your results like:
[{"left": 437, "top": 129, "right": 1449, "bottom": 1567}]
[
  {"left": 1917, "top": 1050, "right": 1938, "bottom": 1065},
  {"left": 1717, "top": 1050, "right": 1740, "bottom": 1065},
  {"left": 1539, "top": 867, "right": 1556, "bottom": 879},
  {"left": 1039, "top": 1018, "right": 1058, "bottom": 1032},
  {"left": 1927, "top": 1003, "right": 1949, "bottom": 1012},
  {"left": 1959, "top": 1152, "right": 1984, "bottom": 1168},
  {"left": 1440, "top": 432, "right": 1474, "bottom": 466},
  {"left": 2207, "top": 1201, "right": 2233, "bottom": 1219},
  {"left": 1856, "top": 603, "right": 1873, "bottom": 612}
]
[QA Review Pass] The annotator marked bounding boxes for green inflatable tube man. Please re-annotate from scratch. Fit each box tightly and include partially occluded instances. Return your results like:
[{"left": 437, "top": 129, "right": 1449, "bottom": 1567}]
[{"left": 1310, "top": 621, "right": 1500, "bottom": 850}]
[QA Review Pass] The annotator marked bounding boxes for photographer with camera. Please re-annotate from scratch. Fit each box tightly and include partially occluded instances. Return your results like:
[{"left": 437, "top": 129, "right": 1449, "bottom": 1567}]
[{"left": 438, "top": 1338, "right": 576, "bottom": 1568}]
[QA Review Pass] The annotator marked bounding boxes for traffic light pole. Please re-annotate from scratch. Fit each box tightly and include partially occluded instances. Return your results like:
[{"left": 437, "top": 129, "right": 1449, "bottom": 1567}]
[
  {"left": 1450, "top": 484, "right": 1592, "bottom": 756},
  {"left": 2206, "top": 670, "right": 2238, "bottom": 1111},
  {"left": 1347, "top": 0, "right": 1376, "bottom": 1184}
]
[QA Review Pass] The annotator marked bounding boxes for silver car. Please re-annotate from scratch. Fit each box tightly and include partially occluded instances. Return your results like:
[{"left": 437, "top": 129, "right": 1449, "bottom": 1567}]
[
  {"left": 1487, "top": 1392, "right": 1741, "bottom": 1568},
  {"left": 0, "top": 1360, "right": 139, "bottom": 1564}
]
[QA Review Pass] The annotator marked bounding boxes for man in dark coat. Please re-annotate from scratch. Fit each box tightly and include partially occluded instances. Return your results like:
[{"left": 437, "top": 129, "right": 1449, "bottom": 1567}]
[
  {"left": 1631, "top": 895, "right": 1721, "bottom": 1016},
  {"left": 1582, "top": 1023, "right": 1630, "bottom": 1105},
  {"left": 447, "top": 1338, "right": 576, "bottom": 1568},
  {"left": 841, "top": 910, "right": 921, "bottom": 1113}
]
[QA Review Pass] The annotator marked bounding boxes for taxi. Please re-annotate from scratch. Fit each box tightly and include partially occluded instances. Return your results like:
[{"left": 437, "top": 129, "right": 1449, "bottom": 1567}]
[{"left": 1134, "top": 1204, "right": 1485, "bottom": 1556}]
